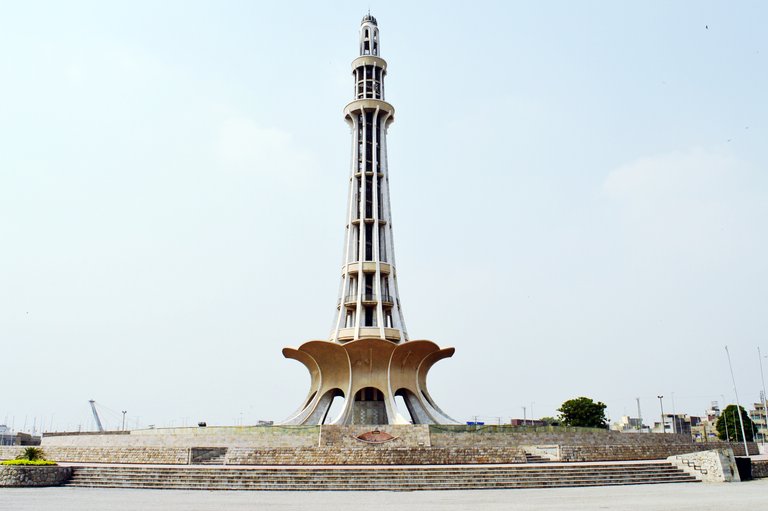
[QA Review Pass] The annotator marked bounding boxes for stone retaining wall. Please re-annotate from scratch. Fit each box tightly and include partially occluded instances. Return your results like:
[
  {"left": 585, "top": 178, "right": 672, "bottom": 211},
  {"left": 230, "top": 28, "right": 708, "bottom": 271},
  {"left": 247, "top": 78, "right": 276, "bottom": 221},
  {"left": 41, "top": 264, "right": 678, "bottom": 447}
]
[
  {"left": 0, "top": 466, "right": 72, "bottom": 487},
  {"left": 226, "top": 447, "right": 526, "bottom": 465},
  {"left": 0, "top": 446, "right": 189, "bottom": 464},
  {"left": 558, "top": 442, "right": 757, "bottom": 462},
  {"left": 667, "top": 449, "right": 739, "bottom": 482},
  {"left": 43, "top": 426, "right": 319, "bottom": 448},
  {"left": 21, "top": 426, "right": 757, "bottom": 465},
  {"left": 430, "top": 427, "right": 694, "bottom": 448},
  {"left": 753, "top": 460, "right": 768, "bottom": 478}
]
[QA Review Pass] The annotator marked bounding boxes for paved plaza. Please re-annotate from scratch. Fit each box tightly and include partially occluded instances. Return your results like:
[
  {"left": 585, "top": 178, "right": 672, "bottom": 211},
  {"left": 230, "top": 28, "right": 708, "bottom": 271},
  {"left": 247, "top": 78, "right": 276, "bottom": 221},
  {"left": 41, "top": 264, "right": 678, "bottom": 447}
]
[{"left": 1, "top": 480, "right": 767, "bottom": 511}]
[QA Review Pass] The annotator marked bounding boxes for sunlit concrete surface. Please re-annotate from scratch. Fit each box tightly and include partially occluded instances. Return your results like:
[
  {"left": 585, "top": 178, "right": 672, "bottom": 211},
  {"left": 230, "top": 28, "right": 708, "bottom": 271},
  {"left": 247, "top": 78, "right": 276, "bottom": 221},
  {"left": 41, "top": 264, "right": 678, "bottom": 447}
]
[{"left": 2, "top": 480, "right": 768, "bottom": 511}]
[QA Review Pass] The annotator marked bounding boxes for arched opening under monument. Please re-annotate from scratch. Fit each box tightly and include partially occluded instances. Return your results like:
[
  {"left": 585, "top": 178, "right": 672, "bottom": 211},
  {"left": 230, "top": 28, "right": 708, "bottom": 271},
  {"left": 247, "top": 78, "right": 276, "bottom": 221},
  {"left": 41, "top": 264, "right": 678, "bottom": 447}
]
[
  {"left": 322, "top": 389, "right": 346, "bottom": 424},
  {"left": 395, "top": 388, "right": 430, "bottom": 424},
  {"left": 352, "top": 387, "right": 387, "bottom": 425},
  {"left": 393, "top": 391, "right": 413, "bottom": 424}
]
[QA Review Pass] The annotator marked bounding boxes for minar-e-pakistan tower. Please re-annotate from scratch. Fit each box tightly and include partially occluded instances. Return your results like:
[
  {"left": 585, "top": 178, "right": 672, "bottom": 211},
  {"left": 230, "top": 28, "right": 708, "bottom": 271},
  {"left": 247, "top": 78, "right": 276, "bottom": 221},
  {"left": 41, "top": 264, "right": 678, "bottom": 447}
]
[{"left": 281, "top": 15, "right": 458, "bottom": 426}]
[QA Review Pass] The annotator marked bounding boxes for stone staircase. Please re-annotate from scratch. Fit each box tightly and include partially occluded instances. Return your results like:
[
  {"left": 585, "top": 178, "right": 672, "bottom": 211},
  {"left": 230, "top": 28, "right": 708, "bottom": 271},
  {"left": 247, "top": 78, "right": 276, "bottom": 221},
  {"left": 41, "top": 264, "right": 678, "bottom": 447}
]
[
  {"left": 196, "top": 453, "right": 227, "bottom": 465},
  {"left": 524, "top": 453, "right": 551, "bottom": 463},
  {"left": 65, "top": 462, "right": 700, "bottom": 491},
  {"left": 190, "top": 448, "right": 228, "bottom": 466}
]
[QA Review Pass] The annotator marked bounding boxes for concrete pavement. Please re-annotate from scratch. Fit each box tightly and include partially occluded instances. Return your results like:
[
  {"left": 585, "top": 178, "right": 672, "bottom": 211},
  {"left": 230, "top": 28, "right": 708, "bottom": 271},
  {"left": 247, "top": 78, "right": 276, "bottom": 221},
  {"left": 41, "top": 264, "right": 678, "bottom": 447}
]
[{"left": 1, "top": 480, "right": 767, "bottom": 511}]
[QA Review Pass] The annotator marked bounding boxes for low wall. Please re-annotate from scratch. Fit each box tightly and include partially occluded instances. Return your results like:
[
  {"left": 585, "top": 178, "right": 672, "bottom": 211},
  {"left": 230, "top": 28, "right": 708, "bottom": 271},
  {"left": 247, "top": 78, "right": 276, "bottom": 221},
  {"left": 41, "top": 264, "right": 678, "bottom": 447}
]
[
  {"left": 43, "top": 426, "right": 319, "bottom": 448},
  {"left": 226, "top": 447, "right": 526, "bottom": 465},
  {"left": 24, "top": 425, "right": 757, "bottom": 465},
  {"left": 0, "top": 446, "right": 189, "bottom": 465},
  {"left": 429, "top": 426, "right": 694, "bottom": 447},
  {"left": 428, "top": 426, "right": 758, "bottom": 460},
  {"left": 0, "top": 466, "right": 72, "bottom": 487},
  {"left": 667, "top": 449, "right": 740, "bottom": 482},
  {"left": 753, "top": 460, "right": 768, "bottom": 479},
  {"left": 0, "top": 445, "right": 525, "bottom": 466},
  {"left": 558, "top": 442, "right": 757, "bottom": 462}
]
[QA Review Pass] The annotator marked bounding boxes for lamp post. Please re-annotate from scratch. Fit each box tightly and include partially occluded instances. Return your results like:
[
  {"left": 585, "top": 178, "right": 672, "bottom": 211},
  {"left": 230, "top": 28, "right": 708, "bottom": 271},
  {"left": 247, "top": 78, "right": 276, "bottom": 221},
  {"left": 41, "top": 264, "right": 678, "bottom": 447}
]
[
  {"left": 121, "top": 411, "right": 127, "bottom": 431},
  {"left": 657, "top": 396, "right": 665, "bottom": 433},
  {"left": 725, "top": 345, "right": 749, "bottom": 456},
  {"left": 720, "top": 395, "right": 730, "bottom": 443},
  {"left": 758, "top": 346, "right": 767, "bottom": 445}
]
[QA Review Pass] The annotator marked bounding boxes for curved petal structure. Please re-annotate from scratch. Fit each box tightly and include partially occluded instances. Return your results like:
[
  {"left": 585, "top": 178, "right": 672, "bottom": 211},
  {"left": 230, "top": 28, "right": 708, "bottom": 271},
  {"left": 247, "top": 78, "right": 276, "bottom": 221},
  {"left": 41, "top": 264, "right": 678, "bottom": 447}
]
[{"left": 281, "top": 338, "right": 458, "bottom": 425}]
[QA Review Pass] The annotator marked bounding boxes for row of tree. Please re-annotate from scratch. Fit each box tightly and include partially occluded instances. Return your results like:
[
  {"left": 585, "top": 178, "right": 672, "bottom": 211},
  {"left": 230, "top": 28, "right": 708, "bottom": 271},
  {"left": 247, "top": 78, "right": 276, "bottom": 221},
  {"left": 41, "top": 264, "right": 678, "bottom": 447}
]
[{"left": 547, "top": 397, "right": 756, "bottom": 442}]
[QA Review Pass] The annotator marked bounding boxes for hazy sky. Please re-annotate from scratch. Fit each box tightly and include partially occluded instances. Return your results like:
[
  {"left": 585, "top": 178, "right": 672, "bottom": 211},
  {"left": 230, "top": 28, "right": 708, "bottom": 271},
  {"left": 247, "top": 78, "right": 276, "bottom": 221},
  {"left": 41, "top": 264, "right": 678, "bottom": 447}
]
[{"left": 1, "top": 1, "right": 767, "bottom": 432}]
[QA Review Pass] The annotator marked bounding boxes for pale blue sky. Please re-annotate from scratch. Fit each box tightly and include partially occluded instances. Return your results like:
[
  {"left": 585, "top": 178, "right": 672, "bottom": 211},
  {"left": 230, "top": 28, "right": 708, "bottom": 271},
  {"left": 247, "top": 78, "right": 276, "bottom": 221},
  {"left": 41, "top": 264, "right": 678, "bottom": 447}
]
[{"left": 1, "top": 1, "right": 767, "bottom": 431}]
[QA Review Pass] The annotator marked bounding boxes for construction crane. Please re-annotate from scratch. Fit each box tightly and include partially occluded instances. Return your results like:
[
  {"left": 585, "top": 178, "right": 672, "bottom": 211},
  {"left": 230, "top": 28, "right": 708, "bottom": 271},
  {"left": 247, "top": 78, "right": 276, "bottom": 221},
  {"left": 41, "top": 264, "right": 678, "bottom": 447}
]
[{"left": 89, "top": 400, "right": 104, "bottom": 432}]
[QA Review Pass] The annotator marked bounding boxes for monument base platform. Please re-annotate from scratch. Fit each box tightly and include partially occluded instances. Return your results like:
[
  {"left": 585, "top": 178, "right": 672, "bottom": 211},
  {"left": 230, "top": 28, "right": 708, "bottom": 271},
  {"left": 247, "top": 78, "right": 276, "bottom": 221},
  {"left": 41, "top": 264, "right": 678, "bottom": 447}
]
[{"left": 0, "top": 425, "right": 757, "bottom": 466}]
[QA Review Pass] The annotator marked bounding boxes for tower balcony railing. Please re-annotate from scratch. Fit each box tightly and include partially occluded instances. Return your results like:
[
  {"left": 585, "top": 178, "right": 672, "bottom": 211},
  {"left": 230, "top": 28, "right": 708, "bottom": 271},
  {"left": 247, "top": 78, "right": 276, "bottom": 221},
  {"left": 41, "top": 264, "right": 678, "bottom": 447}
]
[{"left": 343, "top": 294, "right": 394, "bottom": 305}]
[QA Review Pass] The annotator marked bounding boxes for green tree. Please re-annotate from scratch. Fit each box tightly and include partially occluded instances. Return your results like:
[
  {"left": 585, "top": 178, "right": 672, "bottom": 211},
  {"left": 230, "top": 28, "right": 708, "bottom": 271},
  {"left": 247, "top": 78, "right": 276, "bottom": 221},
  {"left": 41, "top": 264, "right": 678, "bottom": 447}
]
[
  {"left": 539, "top": 416, "right": 559, "bottom": 426},
  {"left": 716, "top": 404, "right": 754, "bottom": 442},
  {"left": 557, "top": 397, "right": 608, "bottom": 429}
]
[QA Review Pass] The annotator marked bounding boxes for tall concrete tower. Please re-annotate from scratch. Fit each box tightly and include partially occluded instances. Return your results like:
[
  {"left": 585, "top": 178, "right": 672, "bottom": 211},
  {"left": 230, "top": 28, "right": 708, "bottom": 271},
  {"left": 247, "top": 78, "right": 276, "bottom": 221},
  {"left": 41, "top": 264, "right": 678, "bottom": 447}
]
[
  {"left": 281, "top": 15, "right": 458, "bottom": 426},
  {"left": 331, "top": 14, "right": 407, "bottom": 344}
]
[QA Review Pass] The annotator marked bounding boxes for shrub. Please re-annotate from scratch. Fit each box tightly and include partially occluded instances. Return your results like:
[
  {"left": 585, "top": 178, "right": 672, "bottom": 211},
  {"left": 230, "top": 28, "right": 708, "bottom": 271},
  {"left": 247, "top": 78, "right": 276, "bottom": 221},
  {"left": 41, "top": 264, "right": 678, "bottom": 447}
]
[
  {"left": 16, "top": 447, "right": 46, "bottom": 462},
  {"left": 1, "top": 459, "right": 57, "bottom": 466}
]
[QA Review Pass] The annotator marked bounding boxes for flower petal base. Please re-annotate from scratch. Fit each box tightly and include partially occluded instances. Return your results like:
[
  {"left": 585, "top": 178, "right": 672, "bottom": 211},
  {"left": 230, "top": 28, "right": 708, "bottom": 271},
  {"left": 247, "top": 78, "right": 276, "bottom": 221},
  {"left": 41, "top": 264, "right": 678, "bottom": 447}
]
[{"left": 281, "top": 338, "right": 458, "bottom": 425}]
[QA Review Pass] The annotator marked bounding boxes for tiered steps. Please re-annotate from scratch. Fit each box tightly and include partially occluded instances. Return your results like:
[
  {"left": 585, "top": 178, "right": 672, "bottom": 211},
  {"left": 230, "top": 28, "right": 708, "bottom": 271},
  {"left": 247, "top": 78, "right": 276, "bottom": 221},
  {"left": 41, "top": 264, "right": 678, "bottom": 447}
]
[
  {"left": 195, "top": 454, "right": 226, "bottom": 465},
  {"left": 65, "top": 462, "right": 699, "bottom": 491},
  {"left": 190, "top": 447, "right": 227, "bottom": 465},
  {"left": 524, "top": 453, "right": 551, "bottom": 463}
]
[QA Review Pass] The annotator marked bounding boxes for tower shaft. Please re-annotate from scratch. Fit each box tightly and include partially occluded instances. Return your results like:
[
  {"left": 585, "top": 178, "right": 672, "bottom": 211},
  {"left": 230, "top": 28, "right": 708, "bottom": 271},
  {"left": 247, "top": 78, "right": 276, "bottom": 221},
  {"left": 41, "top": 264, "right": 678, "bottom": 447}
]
[{"left": 332, "top": 17, "right": 406, "bottom": 343}]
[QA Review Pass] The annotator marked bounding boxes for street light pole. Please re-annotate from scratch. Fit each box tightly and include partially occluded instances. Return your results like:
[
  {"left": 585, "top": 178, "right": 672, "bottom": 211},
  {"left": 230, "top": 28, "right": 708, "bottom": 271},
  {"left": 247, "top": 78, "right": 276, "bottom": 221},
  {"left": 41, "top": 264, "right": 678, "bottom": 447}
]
[
  {"left": 725, "top": 345, "right": 750, "bottom": 456},
  {"left": 758, "top": 346, "right": 768, "bottom": 445},
  {"left": 657, "top": 396, "right": 665, "bottom": 434},
  {"left": 121, "top": 411, "right": 127, "bottom": 432},
  {"left": 720, "top": 394, "right": 730, "bottom": 443}
]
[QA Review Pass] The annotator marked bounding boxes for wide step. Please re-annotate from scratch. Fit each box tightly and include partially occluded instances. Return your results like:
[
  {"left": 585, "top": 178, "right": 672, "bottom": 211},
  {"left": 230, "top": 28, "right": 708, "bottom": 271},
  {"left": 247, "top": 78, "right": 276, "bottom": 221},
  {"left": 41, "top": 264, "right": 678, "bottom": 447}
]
[{"left": 65, "top": 463, "right": 699, "bottom": 491}]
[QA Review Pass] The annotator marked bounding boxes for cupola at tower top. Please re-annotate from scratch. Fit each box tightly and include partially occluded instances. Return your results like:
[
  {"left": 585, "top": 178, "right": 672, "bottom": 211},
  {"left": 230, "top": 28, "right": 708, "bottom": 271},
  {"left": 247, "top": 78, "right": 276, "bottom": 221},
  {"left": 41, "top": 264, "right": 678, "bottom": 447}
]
[
  {"left": 359, "top": 15, "right": 379, "bottom": 56},
  {"left": 361, "top": 13, "right": 377, "bottom": 25}
]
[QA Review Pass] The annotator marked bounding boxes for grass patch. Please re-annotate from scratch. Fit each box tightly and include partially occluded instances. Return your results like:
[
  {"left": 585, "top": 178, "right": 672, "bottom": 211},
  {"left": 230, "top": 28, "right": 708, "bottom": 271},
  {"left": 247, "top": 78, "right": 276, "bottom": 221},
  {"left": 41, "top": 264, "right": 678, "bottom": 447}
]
[{"left": 1, "top": 459, "right": 58, "bottom": 466}]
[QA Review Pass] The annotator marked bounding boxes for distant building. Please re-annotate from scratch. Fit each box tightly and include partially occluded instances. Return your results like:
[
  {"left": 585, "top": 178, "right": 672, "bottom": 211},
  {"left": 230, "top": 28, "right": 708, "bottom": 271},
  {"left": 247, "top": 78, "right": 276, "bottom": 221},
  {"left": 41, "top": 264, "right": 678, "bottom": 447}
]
[
  {"left": 652, "top": 414, "right": 694, "bottom": 436},
  {"left": 0, "top": 425, "right": 40, "bottom": 446},
  {"left": 0, "top": 425, "right": 13, "bottom": 446},
  {"left": 706, "top": 401, "right": 722, "bottom": 423},
  {"left": 509, "top": 419, "right": 548, "bottom": 427},
  {"left": 611, "top": 416, "right": 649, "bottom": 432},
  {"left": 691, "top": 419, "right": 719, "bottom": 443},
  {"left": 749, "top": 400, "right": 767, "bottom": 442}
]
